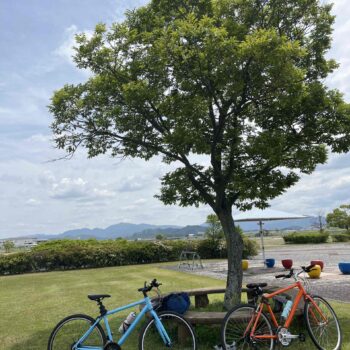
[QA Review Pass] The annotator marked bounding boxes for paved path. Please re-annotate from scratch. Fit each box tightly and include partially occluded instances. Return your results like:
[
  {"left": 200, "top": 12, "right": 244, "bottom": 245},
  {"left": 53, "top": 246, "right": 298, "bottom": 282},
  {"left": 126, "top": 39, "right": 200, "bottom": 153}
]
[{"left": 167, "top": 242, "right": 350, "bottom": 302}]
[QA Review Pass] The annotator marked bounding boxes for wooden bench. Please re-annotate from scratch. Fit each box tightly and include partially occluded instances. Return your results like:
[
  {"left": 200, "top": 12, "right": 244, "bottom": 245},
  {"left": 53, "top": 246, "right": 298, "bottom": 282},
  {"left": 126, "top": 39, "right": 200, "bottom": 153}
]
[
  {"left": 184, "top": 311, "right": 227, "bottom": 324},
  {"left": 180, "top": 286, "right": 304, "bottom": 326},
  {"left": 182, "top": 287, "right": 228, "bottom": 308}
]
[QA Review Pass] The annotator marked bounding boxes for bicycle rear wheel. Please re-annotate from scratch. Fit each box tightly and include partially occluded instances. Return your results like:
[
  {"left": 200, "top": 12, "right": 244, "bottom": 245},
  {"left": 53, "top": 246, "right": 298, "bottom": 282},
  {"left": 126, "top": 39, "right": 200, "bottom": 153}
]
[
  {"left": 304, "top": 296, "right": 342, "bottom": 350},
  {"left": 139, "top": 311, "right": 197, "bottom": 350},
  {"left": 47, "top": 314, "right": 106, "bottom": 350},
  {"left": 221, "top": 304, "right": 274, "bottom": 350}
]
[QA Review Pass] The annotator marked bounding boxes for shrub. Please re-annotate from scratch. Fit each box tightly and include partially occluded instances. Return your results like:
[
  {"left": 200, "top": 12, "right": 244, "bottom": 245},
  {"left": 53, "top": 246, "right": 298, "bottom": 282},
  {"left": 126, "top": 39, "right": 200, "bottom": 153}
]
[
  {"left": 197, "top": 239, "right": 226, "bottom": 259},
  {"left": 0, "top": 236, "right": 258, "bottom": 275},
  {"left": 242, "top": 237, "right": 259, "bottom": 258},
  {"left": 332, "top": 234, "right": 350, "bottom": 242},
  {"left": 283, "top": 232, "right": 329, "bottom": 244}
]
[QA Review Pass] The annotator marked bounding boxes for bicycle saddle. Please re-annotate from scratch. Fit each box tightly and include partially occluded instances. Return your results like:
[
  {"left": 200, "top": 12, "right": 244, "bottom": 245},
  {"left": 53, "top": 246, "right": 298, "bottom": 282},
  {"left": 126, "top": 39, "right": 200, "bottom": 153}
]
[
  {"left": 88, "top": 294, "right": 111, "bottom": 301},
  {"left": 246, "top": 283, "right": 267, "bottom": 289}
]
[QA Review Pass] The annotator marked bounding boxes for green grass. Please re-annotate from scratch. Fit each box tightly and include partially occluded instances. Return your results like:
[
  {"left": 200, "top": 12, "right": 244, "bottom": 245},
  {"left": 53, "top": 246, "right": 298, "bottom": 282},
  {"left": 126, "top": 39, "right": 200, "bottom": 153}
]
[{"left": 0, "top": 262, "right": 349, "bottom": 349}]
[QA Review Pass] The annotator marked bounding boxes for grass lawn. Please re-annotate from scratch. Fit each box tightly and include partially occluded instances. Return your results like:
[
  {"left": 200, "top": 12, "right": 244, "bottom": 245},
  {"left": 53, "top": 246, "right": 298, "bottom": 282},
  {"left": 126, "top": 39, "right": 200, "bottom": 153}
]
[{"left": 0, "top": 262, "right": 349, "bottom": 349}]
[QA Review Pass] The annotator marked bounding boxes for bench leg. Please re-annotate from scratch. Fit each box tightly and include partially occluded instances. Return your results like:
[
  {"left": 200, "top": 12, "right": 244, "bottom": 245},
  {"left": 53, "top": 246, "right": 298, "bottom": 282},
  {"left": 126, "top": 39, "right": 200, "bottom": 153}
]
[{"left": 195, "top": 294, "right": 209, "bottom": 308}]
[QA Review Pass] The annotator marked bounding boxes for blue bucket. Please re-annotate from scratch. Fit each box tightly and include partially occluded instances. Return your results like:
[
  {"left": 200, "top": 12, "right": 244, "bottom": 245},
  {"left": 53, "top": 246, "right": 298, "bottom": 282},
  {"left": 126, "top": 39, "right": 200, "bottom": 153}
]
[
  {"left": 265, "top": 258, "right": 275, "bottom": 268},
  {"left": 339, "top": 262, "right": 350, "bottom": 274}
]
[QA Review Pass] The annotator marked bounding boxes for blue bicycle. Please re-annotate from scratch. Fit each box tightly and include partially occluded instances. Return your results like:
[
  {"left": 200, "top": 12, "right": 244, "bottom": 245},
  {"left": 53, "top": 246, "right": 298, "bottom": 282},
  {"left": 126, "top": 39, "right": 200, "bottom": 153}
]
[{"left": 47, "top": 279, "right": 197, "bottom": 350}]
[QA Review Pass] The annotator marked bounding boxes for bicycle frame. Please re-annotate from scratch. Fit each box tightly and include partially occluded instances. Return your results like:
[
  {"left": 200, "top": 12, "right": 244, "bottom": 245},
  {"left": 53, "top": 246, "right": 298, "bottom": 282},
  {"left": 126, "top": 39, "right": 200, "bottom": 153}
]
[
  {"left": 248, "top": 281, "right": 328, "bottom": 341},
  {"left": 74, "top": 296, "right": 171, "bottom": 350}
]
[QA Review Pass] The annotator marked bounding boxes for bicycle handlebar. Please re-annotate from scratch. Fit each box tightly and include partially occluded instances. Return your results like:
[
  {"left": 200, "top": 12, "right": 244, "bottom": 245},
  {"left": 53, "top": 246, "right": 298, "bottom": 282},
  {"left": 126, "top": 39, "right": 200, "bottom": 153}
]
[
  {"left": 275, "top": 264, "right": 316, "bottom": 279},
  {"left": 138, "top": 279, "right": 162, "bottom": 296},
  {"left": 275, "top": 269, "right": 294, "bottom": 279},
  {"left": 301, "top": 264, "right": 316, "bottom": 273}
]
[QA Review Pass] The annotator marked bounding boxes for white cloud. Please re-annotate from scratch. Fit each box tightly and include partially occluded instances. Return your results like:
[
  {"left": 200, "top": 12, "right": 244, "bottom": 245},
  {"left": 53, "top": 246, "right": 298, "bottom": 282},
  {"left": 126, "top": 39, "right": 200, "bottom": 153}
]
[
  {"left": 26, "top": 198, "right": 41, "bottom": 206},
  {"left": 134, "top": 198, "right": 147, "bottom": 204},
  {"left": 50, "top": 176, "right": 116, "bottom": 201},
  {"left": 54, "top": 25, "right": 79, "bottom": 64},
  {"left": 54, "top": 24, "right": 93, "bottom": 71},
  {"left": 117, "top": 175, "right": 148, "bottom": 192}
]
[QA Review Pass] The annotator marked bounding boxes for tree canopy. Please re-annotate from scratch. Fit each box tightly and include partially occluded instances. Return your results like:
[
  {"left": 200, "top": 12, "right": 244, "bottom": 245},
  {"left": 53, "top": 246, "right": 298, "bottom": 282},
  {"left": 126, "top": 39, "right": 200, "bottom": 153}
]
[
  {"left": 51, "top": 0, "right": 350, "bottom": 214},
  {"left": 50, "top": 0, "right": 350, "bottom": 306},
  {"left": 3, "top": 240, "right": 15, "bottom": 253},
  {"left": 327, "top": 205, "right": 350, "bottom": 231}
]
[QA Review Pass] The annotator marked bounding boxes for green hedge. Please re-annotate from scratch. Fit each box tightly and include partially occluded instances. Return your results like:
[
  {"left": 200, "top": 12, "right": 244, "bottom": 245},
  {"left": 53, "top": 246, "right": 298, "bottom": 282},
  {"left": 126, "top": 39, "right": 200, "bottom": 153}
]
[
  {"left": 0, "top": 237, "right": 258, "bottom": 275},
  {"left": 332, "top": 234, "right": 350, "bottom": 242},
  {"left": 283, "top": 232, "right": 329, "bottom": 244}
]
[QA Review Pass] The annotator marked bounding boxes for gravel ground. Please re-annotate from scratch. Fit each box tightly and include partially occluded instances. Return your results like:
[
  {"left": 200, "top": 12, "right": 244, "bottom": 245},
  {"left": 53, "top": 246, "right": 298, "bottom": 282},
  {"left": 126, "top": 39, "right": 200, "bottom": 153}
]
[{"left": 166, "top": 242, "right": 350, "bottom": 302}]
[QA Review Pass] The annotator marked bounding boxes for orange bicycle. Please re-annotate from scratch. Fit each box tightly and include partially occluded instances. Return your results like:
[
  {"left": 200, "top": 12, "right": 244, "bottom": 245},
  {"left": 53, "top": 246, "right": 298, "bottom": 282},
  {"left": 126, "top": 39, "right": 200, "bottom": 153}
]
[{"left": 221, "top": 265, "right": 342, "bottom": 350}]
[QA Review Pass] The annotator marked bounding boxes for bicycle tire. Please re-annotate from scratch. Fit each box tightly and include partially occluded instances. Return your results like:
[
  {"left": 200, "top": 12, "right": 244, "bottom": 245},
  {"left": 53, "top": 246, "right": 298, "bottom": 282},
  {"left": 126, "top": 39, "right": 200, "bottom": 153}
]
[
  {"left": 221, "top": 304, "right": 274, "bottom": 350},
  {"left": 138, "top": 311, "right": 197, "bottom": 350},
  {"left": 304, "top": 295, "right": 342, "bottom": 350},
  {"left": 47, "top": 313, "right": 107, "bottom": 350}
]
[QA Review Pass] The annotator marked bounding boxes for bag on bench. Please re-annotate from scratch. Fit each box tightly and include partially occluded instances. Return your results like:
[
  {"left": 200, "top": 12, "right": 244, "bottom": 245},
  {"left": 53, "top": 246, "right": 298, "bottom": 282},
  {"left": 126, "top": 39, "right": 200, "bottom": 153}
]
[{"left": 159, "top": 292, "right": 190, "bottom": 314}]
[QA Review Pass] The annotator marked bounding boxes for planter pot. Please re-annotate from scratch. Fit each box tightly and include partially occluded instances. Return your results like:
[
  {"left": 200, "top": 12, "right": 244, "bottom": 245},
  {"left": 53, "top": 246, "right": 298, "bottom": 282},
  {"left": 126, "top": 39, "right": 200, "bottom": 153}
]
[
  {"left": 308, "top": 264, "right": 321, "bottom": 279},
  {"left": 265, "top": 258, "right": 275, "bottom": 268},
  {"left": 242, "top": 260, "right": 249, "bottom": 271},
  {"left": 311, "top": 260, "right": 324, "bottom": 271},
  {"left": 339, "top": 262, "right": 350, "bottom": 275},
  {"left": 281, "top": 259, "right": 293, "bottom": 269}
]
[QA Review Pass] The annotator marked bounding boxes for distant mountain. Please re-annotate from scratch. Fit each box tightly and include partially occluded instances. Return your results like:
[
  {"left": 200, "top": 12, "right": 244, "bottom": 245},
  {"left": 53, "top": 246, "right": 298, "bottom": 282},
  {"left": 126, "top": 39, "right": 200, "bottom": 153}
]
[
  {"left": 132, "top": 225, "right": 206, "bottom": 239},
  {"left": 22, "top": 216, "right": 321, "bottom": 242},
  {"left": 36, "top": 223, "right": 182, "bottom": 240},
  {"left": 236, "top": 216, "right": 322, "bottom": 232}
]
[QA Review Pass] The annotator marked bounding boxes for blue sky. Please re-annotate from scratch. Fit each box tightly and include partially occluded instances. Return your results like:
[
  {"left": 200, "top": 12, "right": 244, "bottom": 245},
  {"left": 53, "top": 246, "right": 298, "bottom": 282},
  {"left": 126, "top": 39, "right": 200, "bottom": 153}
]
[{"left": 0, "top": 0, "right": 350, "bottom": 238}]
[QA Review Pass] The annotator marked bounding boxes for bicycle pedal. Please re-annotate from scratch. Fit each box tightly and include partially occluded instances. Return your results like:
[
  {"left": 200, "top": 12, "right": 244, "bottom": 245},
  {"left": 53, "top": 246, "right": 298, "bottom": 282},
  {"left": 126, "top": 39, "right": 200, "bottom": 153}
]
[{"left": 299, "top": 333, "right": 306, "bottom": 342}]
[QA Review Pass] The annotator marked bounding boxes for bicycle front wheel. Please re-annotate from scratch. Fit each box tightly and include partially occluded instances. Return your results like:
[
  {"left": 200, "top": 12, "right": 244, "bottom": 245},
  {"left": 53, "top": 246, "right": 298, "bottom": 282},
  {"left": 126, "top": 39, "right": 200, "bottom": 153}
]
[
  {"left": 139, "top": 311, "right": 197, "bottom": 350},
  {"left": 304, "top": 296, "right": 342, "bottom": 350},
  {"left": 47, "top": 314, "right": 106, "bottom": 350},
  {"left": 221, "top": 304, "right": 274, "bottom": 350}
]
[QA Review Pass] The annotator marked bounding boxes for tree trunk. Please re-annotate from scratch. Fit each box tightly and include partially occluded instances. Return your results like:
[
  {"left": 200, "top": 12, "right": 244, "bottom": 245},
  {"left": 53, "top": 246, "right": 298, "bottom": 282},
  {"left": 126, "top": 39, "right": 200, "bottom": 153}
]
[{"left": 217, "top": 207, "right": 244, "bottom": 310}]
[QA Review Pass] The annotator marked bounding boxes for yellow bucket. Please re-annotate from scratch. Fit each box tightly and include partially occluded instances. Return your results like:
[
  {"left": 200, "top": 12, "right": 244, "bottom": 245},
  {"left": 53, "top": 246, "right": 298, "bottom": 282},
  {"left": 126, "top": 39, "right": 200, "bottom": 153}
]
[
  {"left": 308, "top": 264, "right": 321, "bottom": 279},
  {"left": 242, "top": 260, "right": 249, "bottom": 271}
]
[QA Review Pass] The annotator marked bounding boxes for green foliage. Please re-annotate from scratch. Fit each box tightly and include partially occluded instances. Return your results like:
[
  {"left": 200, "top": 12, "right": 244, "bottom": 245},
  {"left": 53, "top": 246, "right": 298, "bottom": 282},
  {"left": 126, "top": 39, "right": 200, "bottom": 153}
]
[
  {"left": 49, "top": 0, "right": 350, "bottom": 214},
  {"left": 332, "top": 233, "right": 350, "bottom": 242},
  {"left": 197, "top": 238, "right": 226, "bottom": 259},
  {"left": 0, "top": 237, "right": 257, "bottom": 275},
  {"left": 205, "top": 214, "right": 224, "bottom": 241},
  {"left": 242, "top": 237, "right": 259, "bottom": 257},
  {"left": 155, "top": 233, "right": 166, "bottom": 240},
  {"left": 327, "top": 205, "right": 350, "bottom": 231},
  {"left": 283, "top": 232, "right": 329, "bottom": 244},
  {"left": 2, "top": 240, "right": 15, "bottom": 253}
]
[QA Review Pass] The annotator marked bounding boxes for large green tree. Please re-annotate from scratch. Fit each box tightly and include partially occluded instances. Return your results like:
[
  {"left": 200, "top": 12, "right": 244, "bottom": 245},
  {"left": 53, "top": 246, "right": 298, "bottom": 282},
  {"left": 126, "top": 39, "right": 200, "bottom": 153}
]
[
  {"left": 3, "top": 240, "right": 15, "bottom": 253},
  {"left": 205, "top": 214, "right": 225, "bottom": 242},
  {"left": 327, "top": 205, "right": 350, "bottom": 231},
  {"left": 50, "top": 0, "right": 350, "bottom": 307}
]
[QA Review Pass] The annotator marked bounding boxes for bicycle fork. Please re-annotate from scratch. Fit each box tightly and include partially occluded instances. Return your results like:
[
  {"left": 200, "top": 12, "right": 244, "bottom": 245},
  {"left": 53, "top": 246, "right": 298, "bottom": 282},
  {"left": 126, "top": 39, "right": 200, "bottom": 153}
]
[{"left": 150, "top": 310, "right": 172, "bottom": 347}]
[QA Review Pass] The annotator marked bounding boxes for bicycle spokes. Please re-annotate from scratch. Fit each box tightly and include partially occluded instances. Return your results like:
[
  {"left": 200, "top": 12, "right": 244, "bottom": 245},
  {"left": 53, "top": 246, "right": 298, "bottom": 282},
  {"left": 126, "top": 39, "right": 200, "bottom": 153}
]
[{"left": 305, "top": 296, "right": 341, "bottom": 350}]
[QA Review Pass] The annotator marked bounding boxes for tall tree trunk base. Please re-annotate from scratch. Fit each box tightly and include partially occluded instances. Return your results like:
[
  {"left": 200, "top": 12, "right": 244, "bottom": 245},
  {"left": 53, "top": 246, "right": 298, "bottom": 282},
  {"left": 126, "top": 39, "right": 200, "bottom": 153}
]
[{"left": 218, "top": 209, "right": 244, "bottom": 310}]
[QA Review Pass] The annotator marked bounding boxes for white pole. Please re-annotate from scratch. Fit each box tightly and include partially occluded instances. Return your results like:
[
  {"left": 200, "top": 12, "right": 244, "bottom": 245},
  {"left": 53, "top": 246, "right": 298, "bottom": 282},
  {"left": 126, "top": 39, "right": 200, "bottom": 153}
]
[{"left": 259, "top": 221, "right": 266, "bottom": 266}]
